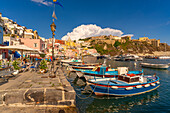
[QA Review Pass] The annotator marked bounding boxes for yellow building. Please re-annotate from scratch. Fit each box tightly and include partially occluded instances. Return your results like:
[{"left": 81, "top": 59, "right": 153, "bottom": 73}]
[
  {"left": 33, "top": 30, "right": 39, "bottom": 39},
  {"left": 138, "top": 37, "right": 160, "bottom": 47},
  {"left": 65, "top": 37, "right": 77, "bottom": 48},
  {"left": 139, "top": 37, "right": 149, "bottom": 41}
]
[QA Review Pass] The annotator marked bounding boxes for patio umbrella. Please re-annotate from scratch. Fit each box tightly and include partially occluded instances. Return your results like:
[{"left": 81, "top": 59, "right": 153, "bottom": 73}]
[
  {"left": 0, "top": 45, "right": 37, "bottom": 52},
  {"left": 0, "top": 45, "right": 38, "bottom": 61}
]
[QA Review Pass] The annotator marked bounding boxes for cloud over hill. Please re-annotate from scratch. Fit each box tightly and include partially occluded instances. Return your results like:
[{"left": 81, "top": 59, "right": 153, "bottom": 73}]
[{"left": 62, "top": 24, "right": 133, "bottom": 41}]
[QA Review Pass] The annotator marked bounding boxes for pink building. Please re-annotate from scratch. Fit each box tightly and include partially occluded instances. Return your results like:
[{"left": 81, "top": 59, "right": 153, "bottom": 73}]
[
  {"left": 20, "top": 38, "right": 45, "bottom": 52},
  {"left": 47, "top": 43, "right": 60, "bottom": 55}
]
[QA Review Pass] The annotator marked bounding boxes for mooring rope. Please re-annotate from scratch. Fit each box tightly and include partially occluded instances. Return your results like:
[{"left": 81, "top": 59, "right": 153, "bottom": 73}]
[
  {"left": 65, "top": 68, "right": 97, "bottom": 100},
  {"left": 75, "top": 83, "right": 97, "bottom": 100}
]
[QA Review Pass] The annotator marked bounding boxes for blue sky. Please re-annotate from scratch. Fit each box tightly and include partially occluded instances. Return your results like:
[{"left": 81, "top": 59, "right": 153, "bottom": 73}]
[{"left": 1, "top": 0, "right": 170, "bottom": 44}]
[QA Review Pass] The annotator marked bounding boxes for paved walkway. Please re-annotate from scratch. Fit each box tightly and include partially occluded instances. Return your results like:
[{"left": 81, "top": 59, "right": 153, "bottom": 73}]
[{"left": 0, "top": 65, "right": 77, "bottom": 113}]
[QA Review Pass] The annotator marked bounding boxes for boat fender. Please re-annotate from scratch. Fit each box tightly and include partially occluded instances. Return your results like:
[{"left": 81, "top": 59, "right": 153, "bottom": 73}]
[
  {"left": 111, "top": 86, "right": 118, "bottom": 89},
  {"left": 151, "top": 83, "right": 156, "bottom": 86},
  {"left": 144, "top": 84, "right": 150, "bottom": 87},
  {"left": 136, "top": 85, "right": 142, "bottom": 88},
  {"left": 134, "top": 62, "right": 137, "bottom": 66},
  {"left": 126, "top": 87, "right": 133, "bottom": 90},
  {"left": 157, "top": 81, "right": 160, "bottom": 84}
]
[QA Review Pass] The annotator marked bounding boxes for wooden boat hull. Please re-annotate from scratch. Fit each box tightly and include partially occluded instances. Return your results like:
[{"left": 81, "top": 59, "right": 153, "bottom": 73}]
[
  {"left": 72, "top": 66, "right": 95, "bottom": 70},
  {"left": 61, "top": 59, "right": 82, "bottom": 65},
  {"left": 93, "top": 85, "right": 159, "bottom": 96},
  {"left": 70, "top": 63, "right": 101, "bottom": 67},
  {"left": 88, "top": 77, "right": 160, "bottom": 96}
]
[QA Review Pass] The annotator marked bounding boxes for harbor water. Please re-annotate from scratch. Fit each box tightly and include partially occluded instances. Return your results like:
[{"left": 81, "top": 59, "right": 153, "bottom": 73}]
[{"left": 67, "top": 59, "right": 170, "bottom": 113}]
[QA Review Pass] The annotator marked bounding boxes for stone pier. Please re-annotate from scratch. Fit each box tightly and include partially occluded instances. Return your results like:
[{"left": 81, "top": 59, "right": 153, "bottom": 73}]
[{"left": 0, "top": 64, "right": 77, "bottom": 113}]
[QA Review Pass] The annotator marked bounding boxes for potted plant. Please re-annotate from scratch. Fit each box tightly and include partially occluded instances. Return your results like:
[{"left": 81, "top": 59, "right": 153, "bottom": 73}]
[
  {"left": 7, "top": 60, "right": 11, "bottom": 67},
  {"left": 39, "top": 59, "right": 48, "bottom": 74},
  {"left": 12, "top": 60, "right": 20, "bottom": 75}
]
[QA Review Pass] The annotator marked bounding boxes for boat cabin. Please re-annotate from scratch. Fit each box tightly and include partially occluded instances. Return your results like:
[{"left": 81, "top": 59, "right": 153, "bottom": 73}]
[
  {"left": 118, "top": 74, "right": 140, "bottom": 83},
  {"left": 92, "top": 66, "right": 109, "bottom": 74}
]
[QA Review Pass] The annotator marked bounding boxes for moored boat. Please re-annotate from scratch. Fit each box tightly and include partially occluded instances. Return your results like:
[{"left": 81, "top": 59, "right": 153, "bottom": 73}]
[
  {"left": 76, "top": 66, "right": 143, "bottom": 78},
  {"left": 61, "top": 58, "right": 82, "bottom": 64},
  {"left": 72, "top": 66, "right": 96, "bottom": 70},
  {"left": 71, "top": 63, "right": 102, "bottom": 70},
  {"left": 113, "top": 54, "right": 143, "bottom": 61},
  {"left": 140, "top": 63, "right": 169, "bottom": 69},
  {"left": 158, "top": 56, "right": 170, "bottom": 59},
  {"left": 70, "top": 63, "right": 101, "bottom": 67},
  {"left": 88, "top": 74, "right": 160, "bottom": 96}
]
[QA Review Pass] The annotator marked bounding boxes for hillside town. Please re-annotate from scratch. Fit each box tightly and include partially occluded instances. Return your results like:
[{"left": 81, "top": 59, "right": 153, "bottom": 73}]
[
  {"left": 0, "top": 13, "right": 100, "bottom": 60},
  {"left": 0, "top": 12, "right": 169, "bottom": 60}
]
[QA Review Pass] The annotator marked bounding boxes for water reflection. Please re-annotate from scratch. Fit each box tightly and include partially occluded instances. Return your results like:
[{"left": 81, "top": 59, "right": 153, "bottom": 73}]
[
  {"left": 85, "top": 90, "right": 159, "bottom": 113},
  {"left": 98, "top": 59, "right": 170, "bottom": 74},
  {"left": 66, "top": 59, "right": 170, "bottom": 113}
]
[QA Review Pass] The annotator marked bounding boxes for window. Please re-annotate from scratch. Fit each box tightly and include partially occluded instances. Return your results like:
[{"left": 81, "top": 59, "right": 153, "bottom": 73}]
[
  {"left": 34, "top": 43, "right": 37, "bottom": 47},
  {"left": 42, "top": 44, "right": 45, "bottom": 48}
]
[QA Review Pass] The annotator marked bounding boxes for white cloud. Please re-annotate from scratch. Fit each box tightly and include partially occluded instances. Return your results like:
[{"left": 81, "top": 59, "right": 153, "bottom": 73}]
[
  {"left": 121, "top": 34, "right": 134, "bottom": 37},
  {"left": 62, "top": 24, "right": 133, "bottom": 41},
  {"left": 31, "top": 0, "right": 52, "bottom": 6}
]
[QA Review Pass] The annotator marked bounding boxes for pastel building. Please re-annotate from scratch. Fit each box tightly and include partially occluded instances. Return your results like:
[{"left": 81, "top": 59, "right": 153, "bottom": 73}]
[
  {"left": 47, "top": 43, "right": 60, "bottom": 56},
  {"left": 46, "top": 39, "right": 65, "bottom": 56},
  {"left": 0, "top": 13, "right": 8, "bottom": 59},
  {"left": 139, "top": 37, "right": 150, "bottom": 42},
  {"left": 139, "top": 37, "right": 160, "bottom": 47},
  {"left": 0, "top": 17, "right": 3, "bottom": 44},
  {"left": 20, "top": 38, "right": 45, "bottom": 52}
]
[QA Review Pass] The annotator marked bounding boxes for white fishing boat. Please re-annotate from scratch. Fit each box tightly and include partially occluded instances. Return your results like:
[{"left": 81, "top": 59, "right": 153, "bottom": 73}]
[
  {"left": 113, "top": 54, "right": 143, "bottom": 61},
  {"left": 140, "top": 63, "right": 169, "bottom": 69},
  {"left": 61, "top": 58, "right": 82, "bottom": 64},
  {"left": 158, "top": 56, "right": 170, "bottom": 59}
]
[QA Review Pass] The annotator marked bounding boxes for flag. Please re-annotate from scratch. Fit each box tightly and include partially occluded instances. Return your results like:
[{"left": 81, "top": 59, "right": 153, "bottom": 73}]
[
  {"left": 52, "top": 10, "right": 57, "bottom": 20},
  {"left": 53, "top": 0, "right": 63, "bottom": 8}
]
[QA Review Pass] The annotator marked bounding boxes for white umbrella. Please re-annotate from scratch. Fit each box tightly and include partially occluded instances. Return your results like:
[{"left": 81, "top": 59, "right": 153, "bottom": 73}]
[
  {"left": 0, "top": 45, "right": 39, "bottom": 60},
  {"left": 0, "top": 45, "right": 37, "bottom": 52}
]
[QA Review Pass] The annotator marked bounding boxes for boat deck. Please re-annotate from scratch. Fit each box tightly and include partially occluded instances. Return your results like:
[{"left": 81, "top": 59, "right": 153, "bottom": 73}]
[
  {"left": 110, "top": 80, "right": 127, "bottom": 84},
  {"left": 96, "top": 79, "right": 130, "bottom": 85}
]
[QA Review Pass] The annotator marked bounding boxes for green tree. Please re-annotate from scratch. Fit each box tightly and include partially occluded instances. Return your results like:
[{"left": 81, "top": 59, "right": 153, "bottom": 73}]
[
  {"left": 39, "top": 60, "right": 47, "bottom": 70},
  {"left": 114, "top": 41, "right": 121, "bottom": 48}
]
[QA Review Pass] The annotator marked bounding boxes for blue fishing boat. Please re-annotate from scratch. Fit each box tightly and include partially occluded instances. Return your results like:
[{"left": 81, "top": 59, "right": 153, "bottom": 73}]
[
  {"left": 88, "top": 74, "right": 160, "bottom": 96},
  {"left": 75, "top": 66, "right": 143, "bottom": 78}
]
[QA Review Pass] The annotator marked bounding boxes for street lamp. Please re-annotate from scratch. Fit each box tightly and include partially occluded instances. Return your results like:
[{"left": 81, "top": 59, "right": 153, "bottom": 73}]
[{"left": 49, "top": 21, "right": 56, "bottom": 78}]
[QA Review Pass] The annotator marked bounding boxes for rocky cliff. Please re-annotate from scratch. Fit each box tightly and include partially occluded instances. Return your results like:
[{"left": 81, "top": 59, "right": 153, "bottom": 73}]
[{"left": 80, "top": 37, "right": 170, "bottom": 56}]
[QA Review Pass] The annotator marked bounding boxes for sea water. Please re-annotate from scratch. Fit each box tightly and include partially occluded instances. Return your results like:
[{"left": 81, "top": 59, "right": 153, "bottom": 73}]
[{"left": 67, "top": 59, "right": 170, "bottom": 113}]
